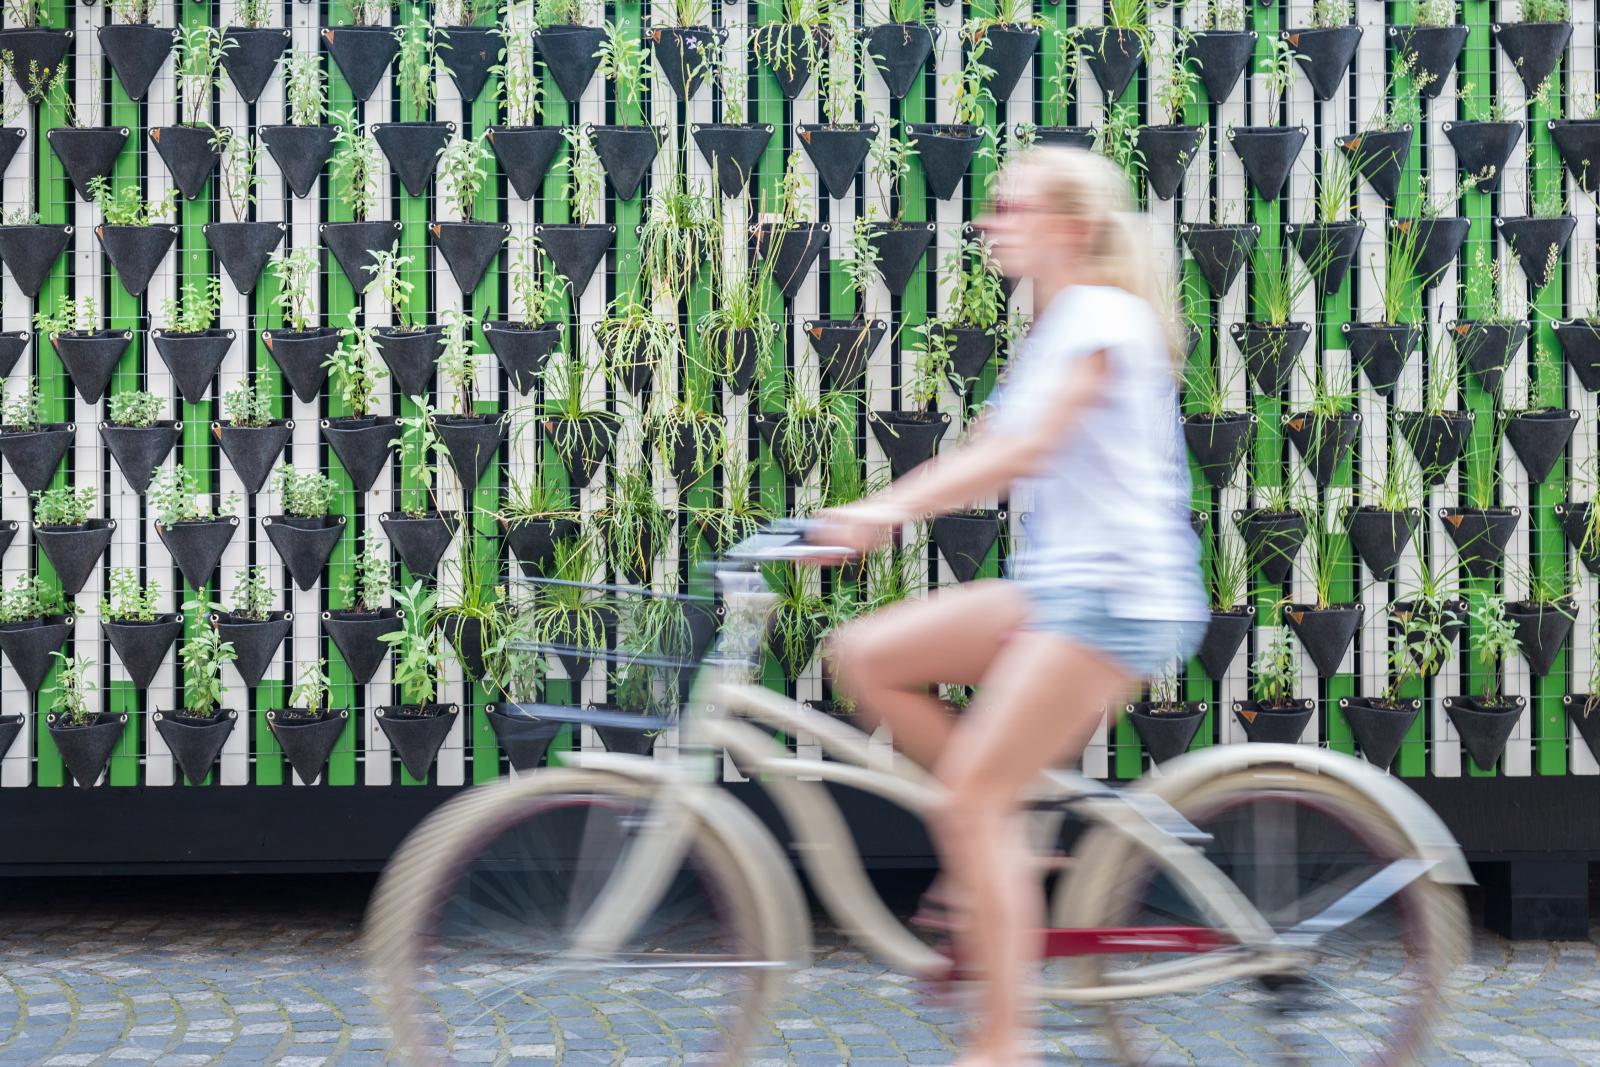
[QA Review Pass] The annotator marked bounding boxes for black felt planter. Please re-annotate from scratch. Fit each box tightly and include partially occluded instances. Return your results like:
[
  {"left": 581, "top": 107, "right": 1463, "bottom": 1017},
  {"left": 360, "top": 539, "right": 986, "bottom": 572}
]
[
  {"left": 221, "top": 26, "right": 290, "bottom": 104},
  {"left": 0, "top": 28, "right": 71, "bottom": 100},
  {"left": 373, "top": 122, "right": 452, "bottom": 198},
  {"left": 1555, "top": 502, "right": 1600, "bottom": 574},
  {"left": 1507, "top": 407, "right": 1578, "bottom": 484},
  {"left": 1182, "top": 412, "right": 1254, "bottom": 488},
  {"left": 48, "top": 125, "right": 129, "bottom": 201},
  {"left": 1402, "top": 215, "right": 1470, "bottom": 282},
  {"left": 323, "top": 25, "right": 400, "bottom": 102},
  {"left": 0, "top": 423, "right": 72, "bottom": 494},
  {"left": 865, "top": 221, "right": 934, "bottom": 296},
  {"left": 268, "top": 709, "right": 348, "bottom": 785},
  {"left": 1507, "top": 598, "right": 1575, "bottom": 678},
  {"left": 755, "top": 414, "right": 826, "bottom": 478},
  {"left": 808, "top": 319, "right": 886, "bottom": 390},
  {"left": 1395, "top": 596, "right": 1464, "bottom": 649},
  {"left": 1284, "top": 603, "right": 1362, "bottom": 676},
  {"left": 97, "top": 224, "right": 176, "bottom": 297},
  {"left": 321, "top": 220, "right": 403, "bottom": 290},
  {"left": 102, "top": 420, "right": 179, "bottom": 493},
  {"left": 503, "top": 516, "right": 576, "bottom": 577},
  {"left": 374, "top": 327, "right": 444, "bottom": 399},
  {"left": 0, "top": 616, "right": 73, "bottom": 693},
  {"left": 260, "top": 124, "right": 337, "bottom": 199},
  {"left": 545, "top": 414, "right": 619, "bottom": 487},
  {"left": 1493, "top": 21, "right": 1572, "bottom": 95},
  {"left": 377, "top": 704, "right": 459, "bottom": 781},
  {"left": 0, "top": 712, "right": 23, "bottom": 761},
  {"left": 1346, "top": 506, "right": 1418, "bottom": 582},
  {"left": 102, "top": 613, "right": 182, "bottom": 690},
  {"left": 1033, "top": 125, "right": 1096, "bottom": 148},
  {"left": 1339, "top": 697, "right": 1421, "bottom": 771},
  {"left": 1440, "top": 506, "right": 1519, "bottom": 579},
  {"left": 1137, "top": 125, "right": 1204, "bottom": 201},
  {"left": 692, "top": 123, "right": 773, "bottom": 198},
  {"left": 485, "top": 704, "right": 564, "bottom": 771},
  {"left": 717, "top": 327, "right": 770, "bottom": 396},
  {"left": 263, "top": 329, "right": 337, "bottom": 403},
  {"left": 591, "top": 124, "right": 661, "bottom": 200},
  {"left": 1443, "top": 695, "right": 1524, "bottom": 770},
  {"left": 485, "top": 321, "right": 561, "bottom": 394},
  {"left": 1231, "top": 322, "right": 1309, "bottom": 395},
  {"left": 1442, "top": 120, "right": 1522, "bottom": 194},
  {"left": 865, "top": 22, "right": 933, "bottom": 100},
  {"left": 753, "top": 24, "right": 820, "bottom": 99},
  {"left": 1284, "top": 25, "right": 1361, "bottom": 100},
  {"left": 432, "top": 221, "right": 508, "bottom": 295},
  {"left": 753, "top": 221, "right": 828, "bottom": 301},
  {"left": 0, "top": 223, "right": 71, "bottom": 298},
  {"left": 797, "top": 123, "right": 876, "bottom": 199},
  {"left": 381, "top": 511, "right": 457, "bottom": 577},
  {"left": 1285, "top": 221, "right": 1363, "bottom": 295},
  {"left": 978, "top": 24, "right": 1038, "bottom": 102},
  {"left": 1181, "top": 223, "right": 1258, "bottom": 295},
  {"left": 99, "top": 23, "right": 174, "bottom": 101},
  {"left": 1187, "top": 29, "right": 1257, "bottom": 103},
  {"left": 158, "top": 518, "right": 238, "bottom": 590},
  {"left": 1564, "top": 695, "right": 1600, "bottom": 763},
  {"left": 535, "top": 222, "right": 614, "bottom": 296},
  {"left": 1197, "top": 607, "right": 1253, "bottom": 681},
  {"left": 150, "top": 124, "right": 221, "bottom": 200},
  {"left": 1233, "top": 699, "right": 1315, "bottom": 743},
  {"left": 155, "top": 710, "right": 237, "bottom": 786},
  {"left": 49, "top": 713, "right": 127, "bottom": 787},
  {"left": 1452, "top": 319, "right": 1528, "bottom": 397},
  {"left": 216, "top": 611, "right": 290, "bottom": 688},
  {"left": 53, "top": 330, "right": 131, "bottom": 404},
  {"left": 433, "top": 413, "right": 504, "bottom": 493},
  {"left": 533, "top": 24, "right": 607, "bottom": 101},
  {"left": 321, "top": 416, "right": 401, "bottom": 494},
  {"left": 1237, "top": 508, "right": 1305, "bottom": 585},
  {"left": 487, "top": 126, "right": 564, "bottom": 201},
  {"left": 264, "top": 515, "right": 346, "bottom": 591},
  {"left": 1339, "top": 127, "right": 1412, "bottom": 204},
  {"left": 325, "top": 609, "right": 402, "bottom": 685},
  {"left": 1344, "top": 322, "right": 1418, "bottom": 398},
  {"left": 1556, "top": 319, "right": 1600, "bottom": 390},
  {"left": 1284, "top": 411, "right": 1360, "bottom": 487},
  {"left": 1391, "top": 24, "right": 1467, "bottom": 97},
  {"left": 441, "top": 613, "right": 489, "bottom": 680},
  {"left": 1081, "top": 26, "right": 1144, "bottom": 99},
  {"left": 437, "top": 24, "right": 498, "bottom": 102},
  {"left": 906, "top": 124, "right": 981, "bottom": 201},
  {"left": 871, "top": 411, "right": 949, "bottom": 480},
  {"left": 1395, "top": 411, "right": 1471, "bottom": 485},
  {"left": 1126, "top": 701, "right": 1207, "bottom": 764},
  {"left": 650, "top": 25, "right": 716, "bottom": 98},
  {"left": 35, "top": 520, "right": 113, "bottom": 597},
  {"left": 0, "top": 126, "right": 19, "bottom": 178},
  {"left": 1549, "top": 119, "right": 1600, "bottom": 191},
  {"left": 0, "top": 331, "right": 24, "bottom": 379},
  {"left": 153, "top": 329, "right": 235, "bottom": 404},
  {"left": 1228, "top": 125, "right": 1305, "bottom": 202},
  {"left": 204, "top": 221, "right": 284, "bottom": 295},
  {"left": 932, "top": 509, "right": 1004, "bottom": 583},
  {"left": 1498, "top": 215, "right": 1575, "bottom": 287},
  {"left": 553, "top": 608, "right": 615, "bottom": 685}
]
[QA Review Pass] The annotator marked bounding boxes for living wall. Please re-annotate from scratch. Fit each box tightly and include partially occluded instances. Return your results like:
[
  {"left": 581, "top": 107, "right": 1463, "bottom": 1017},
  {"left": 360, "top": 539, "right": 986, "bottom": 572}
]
[{"left": 0, "top": 0, "right": 1594, "bottom": 789}]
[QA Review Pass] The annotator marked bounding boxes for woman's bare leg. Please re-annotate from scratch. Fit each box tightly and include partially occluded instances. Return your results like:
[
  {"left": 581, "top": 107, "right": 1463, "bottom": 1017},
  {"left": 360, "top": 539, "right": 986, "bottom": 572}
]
[{"left": 932, "top": 633, "right": 1138, "bottom": 1066}]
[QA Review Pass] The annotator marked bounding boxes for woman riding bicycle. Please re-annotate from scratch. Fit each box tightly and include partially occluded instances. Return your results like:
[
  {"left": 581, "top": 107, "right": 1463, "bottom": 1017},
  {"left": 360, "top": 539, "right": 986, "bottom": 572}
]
[{"left": 811, "top": 146, "right": 1207, "bottom": 1066}]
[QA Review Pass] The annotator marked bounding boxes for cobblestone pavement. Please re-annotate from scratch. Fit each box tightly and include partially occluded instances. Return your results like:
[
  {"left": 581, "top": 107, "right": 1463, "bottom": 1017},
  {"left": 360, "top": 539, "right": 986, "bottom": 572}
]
[{"left": 0, "top": 875, "right": 1596, "bottom": 1065}]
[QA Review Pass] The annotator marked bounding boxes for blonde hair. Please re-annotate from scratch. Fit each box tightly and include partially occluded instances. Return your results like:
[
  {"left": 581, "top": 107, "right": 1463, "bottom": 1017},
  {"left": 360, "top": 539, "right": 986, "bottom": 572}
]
[{"left": 994, "top": 146, "right": 1184, "bottom": 366}]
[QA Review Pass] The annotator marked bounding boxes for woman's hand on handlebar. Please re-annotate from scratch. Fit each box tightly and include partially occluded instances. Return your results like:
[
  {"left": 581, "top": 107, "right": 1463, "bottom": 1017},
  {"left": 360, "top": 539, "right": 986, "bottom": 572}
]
[{"left": 806, "top": 502, "right": 909, "bottom": 561}]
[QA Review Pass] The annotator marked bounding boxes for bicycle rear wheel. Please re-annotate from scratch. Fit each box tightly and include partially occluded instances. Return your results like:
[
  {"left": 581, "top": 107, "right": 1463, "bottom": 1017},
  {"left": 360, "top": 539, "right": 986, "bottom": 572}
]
[
  {"left": 1056, "top": 767, "right": 1466, "bottom": 1066},
  {"left": 366, "top": 769, "right": 802, "bottom": 1066}
]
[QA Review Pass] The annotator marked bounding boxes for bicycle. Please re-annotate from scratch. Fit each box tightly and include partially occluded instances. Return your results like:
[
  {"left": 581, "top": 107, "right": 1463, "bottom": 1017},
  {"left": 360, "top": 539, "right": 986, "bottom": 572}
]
[{"left": 366, "top": 521, "right": 1471, "bottom": 1065}]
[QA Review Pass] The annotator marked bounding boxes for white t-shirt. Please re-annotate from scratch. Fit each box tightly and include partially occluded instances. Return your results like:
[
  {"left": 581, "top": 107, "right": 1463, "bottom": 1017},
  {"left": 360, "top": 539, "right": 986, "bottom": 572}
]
[{"left": 987, "top": 285, "right": 1207, "bottom": 623}]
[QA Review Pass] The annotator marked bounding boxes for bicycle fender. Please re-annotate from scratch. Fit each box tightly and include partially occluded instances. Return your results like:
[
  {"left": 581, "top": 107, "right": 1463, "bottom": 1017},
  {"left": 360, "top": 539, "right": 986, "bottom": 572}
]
[{"left": 1132, "top": 743, "right": 1474, "bottom": 886}]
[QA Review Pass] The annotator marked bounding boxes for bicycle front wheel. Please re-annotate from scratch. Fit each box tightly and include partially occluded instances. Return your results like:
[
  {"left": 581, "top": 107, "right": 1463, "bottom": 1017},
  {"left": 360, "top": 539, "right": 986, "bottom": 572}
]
[{"left": 366, "top": 768, "right": 804, "bottom": 1066}]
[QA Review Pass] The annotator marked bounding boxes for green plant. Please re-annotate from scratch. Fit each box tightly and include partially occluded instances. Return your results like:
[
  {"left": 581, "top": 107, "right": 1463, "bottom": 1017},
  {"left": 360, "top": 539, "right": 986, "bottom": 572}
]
[
  {"left": 230, "top": 566, "right": 273, "bottom": 621},
  {"left": 346, "top": 0, "right": 396, "bottom": 26},
  {"left": 840, "top": 217, "right": 881, "bottom": 307},
  {"left": 381, "top": 581, "right": 446, "bottom": 705},
  {"left": 275, "top": 465, "right": 336, "bottom": 519},
  {"left": 285, "top": 50, "right": 327, "bottom": 127},
  {"left": 32, "top": 294, "right": 96, "bottom": 340},
  {"left": 1296, "top": 499, "right": 1350, "bottom": 610},
  {"left": 1, "top": 376, "right": 41, "bottom": 431},
  {"left": 669, "top": 0, "right": 708, "bottom": 26},
  {"left": 1374, "top": 215, "right": 1428, "bottom": 324},
  {"left": 1467, "top": 592, "right": 1519, "bottom": 704},
  {"left": 328, "top": 309, "right": 388, "bottom": 419},
  {"left": 1250, "top": 614, "right": 1300, "bottom": 704},
  {"left": 395, "top": 397, "right": 446, "bottom": 516},
  {"left": 1153, "top": 33, "right": 1199, "bottom": 125},
  {"left": 396, "top": 11, "right": 439, "bottom": 122},
  {"left": 362, "top": 242, "right": 417, "bottom": 329},
  {"left": 149, "top": 465, "right": 238, "bottom": 525},
  {"left": 540, "top": 349, "right": 616, "bottom": 453},
  {"left": 1181, "top": 358, "right": 1242, "bottom": 417},
  {"left": 1199, "top": 0, "right": 1245, "bottom": 30},
  {"left": 764, "top": 561, "right": 830, "bottom": 678},
  {"left": 438, "top": 0, "right": 497, "bottom": 24},
  {"left": 1, "top": 206, "right": 40, "bottom": 225},
  {"left": 1043, "top": 25, "right": 1082, "bottom": 120},
  {"left": 1520, "top": 0, "right": 1569, "bottom": 21},
  {"left": 180, "top": 608, "right": 236, "bottom": 718},
  {"left": 329, "top": 119, "right": 384, "bottom": 223},
  {"left": 48, "top": 652, "right": 96, "bottom": 727},
  {"left": 613, "top": 592, "right": 692, "bottom": 717},
  {"left": 1106, "top": 0, "right": 1148, "bottom": 29},
  {"left": 701, "top": 240, "right": 776, "bottom": 386},
  {"left": 945, "top": 27, "right": 996, "bottom": 126},
  {"left": 1413, "top": 0, "right": 1456, "bottom": 25},
  {"left": 868, "top": 118, "right": 917, "bottom": 221},
  {"left": 595, "top": 19, "right": 650, "bottom": 111},
  {"left": 342, "top": 538, "right": 392, "bottom": 614},
  {"left": 110, "top": 0, "right": 155, "bottom": 21},
  {"left": 688, "top": 452, "right": 770, "bottom": 556},
  {"left": 528, "top": 538, "right": 608, "bottom": 661},
  {"left": 905, "top": 329, "right": 951, "bottom": 408},
  {"left": 33, "top": 484, "right": 95, "bottom": 527},
  {"left": 215, "top": 128, "right": 259, "bottom": 224},
  {"left": 160, "top": 277, "right": 223, "bottom": 335},
  {"left": 1095, "top": 101, "right": 1144, "bottom": 180},
  {"left": 943, "top": 237, "right": 1006, "bottom": 331},
  {"left": 559, "top": 124, "right": 605, "bottom": 226},
  {"left": 223, "top": 373, "right": 274, "bottom": 428},
  {"left": 594, "top": 295, "right": 681, "bottom": 396},
  {"left": 268, "top": 245, "right": 319, "bottom": 332},
  {"left": 1374, "top": 55, "right": 1427, "bottom": 129},
  {"left": 1384, "top": 597, "right": 1455, "bottom": 703},
  {"left": 1311, "top": 148, "right": 1359, "bottom": 224},
  {"left": 1417, "top": 171, "right": 1481, "bottom": 220},
  {"left": 598, "top": 468, "right": 672, "bottom": 580},
  {"left": 289, "top": 659, "right": 333, "bottom": 718},
  {"left": 89, "top": 176, "right": 176, "bottom": 226},
  {"left": 533, "top": 0, "right": 586, "bottom": 25},
  {"left": 174, "top": 23, "right": 230, "bottom": 126},
  {"left": 1464, "top": 409, "right": 1509, "bottom": 510},
  {"left": 1206, "top": 529, "right": 1250, "bottom": 610},
  {"left": 637, "top": 168, "right": 717, "bottom": 300},
  {"left": 102, "top": 567, "right": 160, "bottom": 623},
  {"left": 769, "top": 149, "right": 814, "bottom": 222},
  {"left": 0, "top": 575, "right": 62, "bottom": 622},
  {"left": 108, "top": 389, "right": 163, "bottom": 429},
  {"left": 820, "top": 8, "right": 862, "bottom": 125},
  {"left": 437, "top": 308, "right": 479, "bottom": 416},
  {"left": 1371, "top": 434, "right": 1424, "bottom": 512},
  {"left": 1258, "top": 36, "right": 1298, "bottom": 119},
  {"left": 645, "top": 395, "right": 721, "bottom": 484},
  {"left": 1252, "top": 242, "right": 1313, "bottom": 327},
  {"left": 1310, "top": 0, "right": 1351, "bottom": 27},
  {"left": 771, "top": 376, "right": 851, "bottom": 474},
  {"left": 436, "top": 133, "right": 490, "bottom": 221},
  {"left": 493, "top": 11, "right": 543, "bottom": 126},
  {"left": 508, "top": 236, "right": 570, "bottom": 326},
  {"left": 753, "top": 0, "right": 826, "bottom": 88},
  {"left": 499, "top": 470, "right": 574, "bottom": 523}
]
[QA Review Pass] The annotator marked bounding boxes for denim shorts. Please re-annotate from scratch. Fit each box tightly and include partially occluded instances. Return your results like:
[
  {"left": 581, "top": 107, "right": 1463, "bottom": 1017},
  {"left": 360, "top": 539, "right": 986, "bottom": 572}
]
[{"left": 1018, "top": 582, "right": 1203, "bottom": 679}]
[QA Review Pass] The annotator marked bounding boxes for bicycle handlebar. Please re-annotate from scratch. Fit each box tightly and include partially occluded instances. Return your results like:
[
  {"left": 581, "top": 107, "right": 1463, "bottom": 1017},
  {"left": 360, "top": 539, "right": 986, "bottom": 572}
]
[{"left": 722, "top": 520, "right": 857, "bottom": 566}]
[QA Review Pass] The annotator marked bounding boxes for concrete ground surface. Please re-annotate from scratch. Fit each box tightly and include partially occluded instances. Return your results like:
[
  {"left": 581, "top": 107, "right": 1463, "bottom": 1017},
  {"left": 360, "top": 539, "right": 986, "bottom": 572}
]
[{"left": 0, "top": 873, "right": 1593, "bottom": 1065}]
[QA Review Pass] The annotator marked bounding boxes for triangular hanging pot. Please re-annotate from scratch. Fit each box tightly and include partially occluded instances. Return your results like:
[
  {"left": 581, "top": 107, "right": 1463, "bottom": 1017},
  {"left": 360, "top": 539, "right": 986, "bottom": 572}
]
[
  {"left": 437, "top": 24, "right": 498, "bottom": 103},
  {"left": 1034, "top": 125, "right": 1096, "bottom": 148},
  {"left": 865, "top": 221, "right": 934, "bottom": 296},
  {"left": 102, "top": 420, "right": 179, "bottom": 493},
  {"left": 536, "top": 222, "right": 613, "bottom": 296},
  {"left": 53, "top": 330, "right": 131, "bottom": 404},
  {"left": 1443, "top": 695, "right": 1524, "bottom": 770},
  {"left": 907, "top": 124, "right": 981, "bottom": 201},
  {"left": 441, "top": 613, "right": 489, "bottom": 680},
  {"left": 1395, "top": 411, "right": 1469, "bottom": 485},
  {"left": 98, "top": 23, "right": 174, "bottom": 102},
  {"left": 1338, "top": 127, "right": 1412, "bottom": 204},
  {"left": 373, "top": 122, "right": 453, "bottom": 198},
  {"left": 322, "top": 416, "right": 401, "bottom": 493},
  {"left": 1507, "top": 407, "right": 1578, "bottom": 484},
  {"left": 216, "top": 611, "right": 291, "bottom": 687},
  {"left": 797, "top": 123, "right": 876, "bottom": 200},
  {"left": 1284, "top": 603, "right": 1362, "bottom": 676},
  {"left": 35, "top": 519, "right": 113, "bottom": 597},
  {"left": 1439, "top": 506, "right": 1519, "bottom": 579},
  {"left": 0, "top": 519, "right": 18, "bottom": 562},
  {"left": 1284, "top": 25, "right": 1361, "bottom": 100},
  {"left": 323, "top": 25, "right": 400, "bottom": 103},
  {"left": 1555, "top": 501, "right": 1600, "bottom": 574},
  {"left": 221, "top": 26, "right": 291, "bottom": 104},
  {"left": 376, "top": 704, "right": 458, "bottom": 780},
  {"left": 263, "top": 329, "right": 337, "bottom": 402},
  {"left": 1498, "top": 214, "right": 1575, "bottom": 287},
  {"left": 0, "top": 617, "right": 71, "bottom": 692},
  {"left": 1286, "top": 221, "right": 1363, "bottom": 295},
  {"left": 649, "top": 25, "right": 716, "bottom": 98},
  {"left": 553, "top": 608, "right": 613, "bottom": 685},
  {"left": 324, "top": 609, "right": 402, "bottom": 684},
  {"left": 1181, "top": 412, "right": 1254, "bottom": 488},
  {"left": 1284, "top": 411, "right": 1360, "bottom": 487},
  {"left": 0, "top": 126, "right": 19, "bottom": 178},
  {"left": 1345, "top": 506, "right": 1418, "bottom": 582},
  {"left": 865, "top": 22, "right": 933, "bottom": 100},
  {"left": 1227, "top": 125, "right": 1306, "bottom": 202},
  {"left": 755, "top": 413, "right": 825, "bottom": 478},
  {"left": 433, "top": 413, "right": 504, "bottom": 493},
  {"left": 153, "top": 328, "right": 235, "bottom": 404},
  {"left": 593, "top": 713, "right": 661, "bottom": 757},
  {"left": 485, "top": 320, "right": 562, "bottom": 394},
  {"left": 932, "top": 509, "right": 1004, "bottom": 583},
  {"left": 717, "top": 327, "right": 769, "bottom": 396},
  {"left": 1231, "top": 322, "right": 1310, "bottom": 394},
  {"left": 0, "top": 331, "right": 24, "bottom": 379},
  {"left": 157, "top": 517, "right": 238, "bottom": 590},
  {"left": 754, "top": 24, "right": 820, "bottom": 100},
  {"left": 1339, "top": 697, "right": 1421, "bottom": 771},
  {"left": 1451, "top": 319, "right": 1528, "bottom": 397},
  {"left": 533, "top": 24, "right": 607, "bottom": 101},
  {"left": 156, "top": 710, "right": 237, "bottom": 786},
  {"left": 1493, "top": 20, "right": 1573, "bottom": 95},
  {"left": 260, "top": 124, "right": 338, "bottom": 199},
  {"left": 1400, "top": 216, "right": 1470, "bottom": 282},
  {"left": 545, "top": 414, "right": 619, "bottom": 487},
  {"left": 381, "top": 511, "right": 458, "bottom": 577},
  {"left": 102, "top": 613, "right": 182, "bottom": 689},
  {"left": 0, "top": 27, "right": 71, "bottom": 101},
  {"left": 1137, "top": 124, "right": 1204, "bottom": 201},
  {"left": 485, "top": 704, "right": 564, "bottom": 771},
  {"left": 1126, "top": 701, "right": 1207, "bottom": 764},
  {"left": 204, "top": 221, "right": 284, "bottom": 294},
  {"left": 1549, "top": 119, "right": 1600, "bottom": 191},
  {"left": 268, "top": 709, "right": 349, "bottom": 785},
  {"left": 504, "top": 515, "right": 578, "bottom": 577},
  {"left": 753, "top": 221, "right": 827, "bottom": 301},
  {"left": 1391, "top": 24, "right": 1467, "bottom": 97},
  {"left": 97, "top": 224, "right": 177, "bottom": 297},
  {"left": 264, "top": 515, "right": 346, "bottom": 591},
  {"left": 150, "top": 124, "right": 222, "bottom": 200},
  {"left": 375, "top": 327, "right": 443, "bottom": 398},
  {"left": 321, "top": 220, "right": 403, "bottom": 289},
  {"left": 1556, "top": 319, "right": 1600, "bottom": 390},
  {"left": 48, "top": 713, "right": 127, "bottom": 787},
  {"left": 1565, "top": 695, "right": 1600, "bottom": 763},
  {"left": 488, "top": 125, "right": 564, "bottom": 200},
  {"left": 807, "top": 318, "right": 886, "bottom": 389},
  {"left": 1442, "top": 119, "right": 1522, "bottom": 193},
  {"left": 978, "top": 24, "right": 1038, "bottom": 102},
  {"left": 1081, "top": 26, "right": 1144, "bottom": 99},
  {"left": 432, "top": 221, "right": 508, "bottom": 295},
  {"left": 1344, "top": 321, "right": 1419, "bottom": 397},
  {"left": 1237, "top": 507, "right": 1305, "bottom": 585},
  {"left": 1197, "top": 607, "right": 1253, "bottom": 680},
  {"left": 591, "top": 124, "right": 660, "bottom": 200},
  {"left": 0, "top": 424, "right": 73, "bottom": 494},
  {"left": 1181, "top": 222, "right": 1258, "bottom": 295},
  {"left": 1233, "top": 699, "right": 1315, "bottom": 743},
  {"left": 47, "top": 125, "right": 128, "bottom": 201},
  {"left": 870, "top": 411, "right": 949, "bottom": 480},
  {"left": 692, "top": 123, "right": 773, "bottom": 198},
  {"left": 1187, "top": 29, "right": 1256, "bottom": 103},
  {"left": 0, "top": 223, "right": 71, "bottom": 298},
  {"left": 1507, "top": 597, "right": 1575, "bottom": 677}
]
